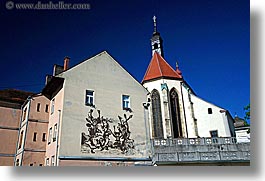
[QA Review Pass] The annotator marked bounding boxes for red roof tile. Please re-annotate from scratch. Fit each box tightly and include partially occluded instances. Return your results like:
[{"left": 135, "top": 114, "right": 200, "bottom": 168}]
[{"left": 142, "top": 52, "right": 182, "bottom": 83}]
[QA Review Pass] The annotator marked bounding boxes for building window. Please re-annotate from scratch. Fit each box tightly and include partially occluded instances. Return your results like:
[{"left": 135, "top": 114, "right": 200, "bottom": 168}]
[
  {"left": 51, "top": 155, "right": 55, "bottom": 166},
  {"left": 48, "top": 127, "right": 52, "bottom": 144},
  {"left": 18, "top": 130, "right": 24, "bottom": 149},
  {"left": 23, "top": 107, "right": 27, "bottom": 121},
  {"left": 210, "top": 130, "right": 218, "bottom": 143},
  {"left": 51, "top": 99, "right": 55, "bottom": 114},
  {"left": 42, "top": 133, "right": 46, "bottom": 142},
  {"left": 33, "top": 132, "right": 37, "bottom": 142},
  {"left": 122, "top": 95, "right": 130, "bottom": 110},
  {"left": 29, "top": 163, "right": 33, "bottom": 166},
  {"left": 210, "top": 130, "right": 218, "bottom": 138},
  {"left": 39, "top": 164, "right": 43, "bottom": 166},
  {"left": 46, "top": 158, "right": 49, "bottom": 166},
  {"left": 170, "top": 88, "right": 183, "bottom": 138},
  {"left": 53, "top": 124, "right": 57, "bottom": 142},
  {"left": 45, "top": 104, "right": 49, "bottom": 113},
  {"left": 208, "top": 108, "right": 213, "bottom": 114},
  {"left": 85, "top": 90, "right": 94, "bottom": 106},
  {"left": 151, "top": 89, "right": 163, "bottom": 138},
  {"left": 154, "top": 43, "right": 158, "bottom": 49},
  {"left": 16, "top": 159, "right": 20, "bottom": 166},
  {"left": 37, "top": 103, "right": 41, "bottom": 112}
]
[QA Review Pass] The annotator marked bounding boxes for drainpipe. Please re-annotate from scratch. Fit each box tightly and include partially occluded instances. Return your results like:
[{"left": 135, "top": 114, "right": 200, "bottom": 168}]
[
  {"left": 180, "top": 82, "right": 188, "bottom": 138},
  {"left": 55, "top": 110, "right": 61, "bottom": 166},
  {"left": 143, "top": 102, "right": 152, "bottom": 163}
]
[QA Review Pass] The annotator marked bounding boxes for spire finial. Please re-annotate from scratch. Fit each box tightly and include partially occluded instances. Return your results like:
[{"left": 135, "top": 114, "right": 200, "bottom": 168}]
[
  {"left": 176, "top": 61, "right": 179, "bottom": 69},
  {"left": 153, "top": 15, "right": 157, "bottom": 33},
  {"left": 176, "top": 60, "right": 182, "bottom": 76}
]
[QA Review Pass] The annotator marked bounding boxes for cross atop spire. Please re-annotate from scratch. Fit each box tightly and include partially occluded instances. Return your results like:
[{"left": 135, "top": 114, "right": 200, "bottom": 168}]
[{"left": 153, "top": 15, "right": 157, "bottom": 33}]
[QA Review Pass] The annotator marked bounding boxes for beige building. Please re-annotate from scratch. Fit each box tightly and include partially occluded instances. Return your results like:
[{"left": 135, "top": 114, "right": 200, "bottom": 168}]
[
  {"left": 15, "top": 94, "right": 50, "bottom": 166},
  {"left": 0, "top": 89, "right": 33, "bottom": 166},
  {"left": 42, "top": 53, "right": 152, "bottom": 166}
]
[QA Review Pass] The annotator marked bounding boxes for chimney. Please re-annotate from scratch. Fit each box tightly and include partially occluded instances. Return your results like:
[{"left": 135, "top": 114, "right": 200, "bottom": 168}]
[
  {"left": 64, "top": 56, "right": 70, "bottom": 71},
  {"left": 45, "top": 75, "right": 53, "bottom": 85}
]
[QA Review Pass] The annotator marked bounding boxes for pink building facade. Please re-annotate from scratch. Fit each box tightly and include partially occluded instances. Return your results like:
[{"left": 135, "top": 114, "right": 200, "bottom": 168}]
[
  {"left": 15, "top": 94, "right": 50, "bottom": 166},
  {"left": 0, "top": 89, "right": 33, "bottom": 166}
]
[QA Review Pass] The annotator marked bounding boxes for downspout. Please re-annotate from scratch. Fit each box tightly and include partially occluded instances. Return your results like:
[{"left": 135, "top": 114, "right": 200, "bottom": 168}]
[
  {"left": 55, "top": 109, "right": 61, "bottom": 166},
  {"left": 180, "top": 82, "right": 188, "bottom": 138},
  {"left": 143, "top": 102, "right": 152, "bottom": 163}
]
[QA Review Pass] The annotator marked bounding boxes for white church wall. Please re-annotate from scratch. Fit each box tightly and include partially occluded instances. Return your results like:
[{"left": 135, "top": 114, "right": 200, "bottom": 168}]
[
  {"left": 180, "top": 84, "right": 198, "bottom": 138},
  {"left": 143, "top": 79, "right": 187, "bottom": 139},
  {"left": 143, "top": 80, "right": 168, "bottom": 139},
  {"left": 190, "top": 94, "right": 232, "bottom": 138},
  {"left": 143, "top": 78, "right": 233, "bottom": 139}
]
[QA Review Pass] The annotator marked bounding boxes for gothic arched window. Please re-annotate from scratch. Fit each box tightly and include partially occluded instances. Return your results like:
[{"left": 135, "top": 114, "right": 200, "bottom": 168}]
[
  {"left": 170, "top": 88, "right": 183, "bottom": 138},
  {"left": 151, "top": 89, "right": 164, "bottom": 138}
]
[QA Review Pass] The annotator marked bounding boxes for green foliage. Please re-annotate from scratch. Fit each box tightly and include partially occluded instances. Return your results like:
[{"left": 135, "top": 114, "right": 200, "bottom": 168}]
[
  {"left": 244, "top": 103, "right": 250, "bottom": 121},
  {"left": 244, "top": 120, "right": 250, "bottom": 126}
]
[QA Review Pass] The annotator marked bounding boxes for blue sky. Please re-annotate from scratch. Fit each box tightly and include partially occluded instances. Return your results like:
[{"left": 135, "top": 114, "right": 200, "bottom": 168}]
[{"left": 0, "top": 0, "right": 249, "bottom": 120}]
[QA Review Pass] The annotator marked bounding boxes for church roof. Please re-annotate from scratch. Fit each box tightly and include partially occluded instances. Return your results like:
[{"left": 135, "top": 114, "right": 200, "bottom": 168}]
[{"left": 142, "top": 52, "right": 182, "bottom": 83}]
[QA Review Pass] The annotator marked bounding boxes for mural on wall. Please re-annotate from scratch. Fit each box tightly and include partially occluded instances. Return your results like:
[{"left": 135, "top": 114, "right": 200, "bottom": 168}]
[{"left": 81, "top": 109, "right": 134, "bottom": 154}]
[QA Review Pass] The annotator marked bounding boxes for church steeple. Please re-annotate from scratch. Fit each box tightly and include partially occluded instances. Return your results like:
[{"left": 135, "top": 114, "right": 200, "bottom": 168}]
[{"left": 151, "top": 16, "right": 164, "bottom": 57}]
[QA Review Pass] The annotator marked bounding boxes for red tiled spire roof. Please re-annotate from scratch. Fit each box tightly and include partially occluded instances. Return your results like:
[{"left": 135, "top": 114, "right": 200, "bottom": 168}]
[{"left": 142, "top": 52, "right": 182, "bottom": 83}]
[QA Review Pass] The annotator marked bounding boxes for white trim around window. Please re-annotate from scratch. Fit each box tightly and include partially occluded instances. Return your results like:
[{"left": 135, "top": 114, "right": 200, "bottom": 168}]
[{"left": 85, "top": 90, "right": 94, "bottom": 106}]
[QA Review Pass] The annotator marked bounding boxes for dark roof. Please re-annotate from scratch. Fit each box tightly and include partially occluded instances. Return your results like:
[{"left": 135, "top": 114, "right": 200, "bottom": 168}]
[
  {"left": 42, "top": 76, "right": 64, "bottom": 100},
  {"left": 0, "top": 89, "right": 34, "bottom": 108}
]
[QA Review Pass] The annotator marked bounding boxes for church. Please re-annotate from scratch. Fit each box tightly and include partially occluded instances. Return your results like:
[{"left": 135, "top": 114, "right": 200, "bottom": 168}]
[
  {"left": 143, "top": 16, "right": 235, "bottom": 140},
  {"left": 11, "top": 16, "right": 246, "bottom": 167}
]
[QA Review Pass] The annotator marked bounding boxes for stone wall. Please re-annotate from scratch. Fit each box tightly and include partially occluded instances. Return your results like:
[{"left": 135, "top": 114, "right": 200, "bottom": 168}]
[{"left": 152, "top": 137, "right": 250, "bottom": 165}]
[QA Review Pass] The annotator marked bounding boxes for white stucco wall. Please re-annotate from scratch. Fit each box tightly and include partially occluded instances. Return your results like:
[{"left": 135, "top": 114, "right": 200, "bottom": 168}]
[
  {"left": 190, "top": 94, "right": 232, "bottom": 137},
  {"left": 143, "top": 78, "right": 233, "bottom": 139},
  {"left": 180, "top": 84, "right": 198, "bottom": 138},
  {"left": 235, "top": 128, "right": 250, "bottom": 143},
  {"left": 57, "top": 51, "right": 151, "bottom": 159},
  {"left": 143, "top": 79, "right": 187, "bottom": 139}
]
